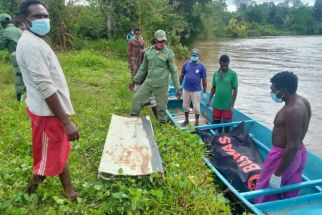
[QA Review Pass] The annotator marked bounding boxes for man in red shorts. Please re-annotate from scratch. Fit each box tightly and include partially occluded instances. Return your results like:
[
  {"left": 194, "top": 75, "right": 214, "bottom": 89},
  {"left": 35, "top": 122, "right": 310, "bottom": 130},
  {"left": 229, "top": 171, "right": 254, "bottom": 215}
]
[
  {"left": 207, "top": 55, "right": 238, "bottom": 133},
  {"left": 16, "top": 0, "right": 79, "bottom": 202}
]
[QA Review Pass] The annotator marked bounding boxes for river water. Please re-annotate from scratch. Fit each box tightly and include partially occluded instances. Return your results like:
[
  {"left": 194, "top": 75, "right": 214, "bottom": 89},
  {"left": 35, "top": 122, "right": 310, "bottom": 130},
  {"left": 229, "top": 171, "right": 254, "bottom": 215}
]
[{"left": 179, "top": 36, "right": 322, "bottom": 157}]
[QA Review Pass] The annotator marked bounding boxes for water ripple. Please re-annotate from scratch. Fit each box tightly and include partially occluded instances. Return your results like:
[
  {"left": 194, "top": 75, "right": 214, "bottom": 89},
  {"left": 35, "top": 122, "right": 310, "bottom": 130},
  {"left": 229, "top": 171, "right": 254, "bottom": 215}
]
[{"left": 179, "top": 36, "right": 322, "bottom": 156}]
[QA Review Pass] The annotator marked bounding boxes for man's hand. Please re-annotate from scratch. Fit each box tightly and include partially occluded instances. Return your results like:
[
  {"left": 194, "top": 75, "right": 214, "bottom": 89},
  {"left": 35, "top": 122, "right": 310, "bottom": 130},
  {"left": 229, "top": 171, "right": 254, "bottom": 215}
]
[
  {"left": 206, "top": 99, "right": 211, "bottom": 107},
  {"left": 176, "top": 88, "right": 181, "bottom": 99},
  {"left": 202, "top": 91, "right": 207, "bottom": 100},
  {"left": 133, "top": 84, "right": 139, "bottom": 91},
  {"left": 230, "top": 105, "right": 234, "bottom": 113},
  {"left": 63, "top": 120, "right": 80, "bottom": 141},
  {"left": 44, "top": 93, "right": 79, "bottom": 141},
  {"left": 269, "top": 174, "right": 281, "bottom": 189},
  {"left": 129, "top": 81, "right": 136, "bottom": 90}
]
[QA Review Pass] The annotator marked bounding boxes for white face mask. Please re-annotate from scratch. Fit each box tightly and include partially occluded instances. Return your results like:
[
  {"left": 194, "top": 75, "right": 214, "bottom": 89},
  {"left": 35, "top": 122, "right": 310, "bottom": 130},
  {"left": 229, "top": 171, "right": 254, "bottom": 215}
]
[
  {"left": 28, "top": 18, "right": 50, "bottom": 36},
  {"left": 270, "top": 89, "right": 284, "bottom": 103}
]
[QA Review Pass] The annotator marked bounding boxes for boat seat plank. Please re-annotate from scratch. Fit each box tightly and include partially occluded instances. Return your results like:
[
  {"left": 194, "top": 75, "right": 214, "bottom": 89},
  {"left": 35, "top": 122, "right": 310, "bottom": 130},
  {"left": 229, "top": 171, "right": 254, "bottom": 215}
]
[{"left": 241, "top": 179, "right": 322, "bottom": 199}]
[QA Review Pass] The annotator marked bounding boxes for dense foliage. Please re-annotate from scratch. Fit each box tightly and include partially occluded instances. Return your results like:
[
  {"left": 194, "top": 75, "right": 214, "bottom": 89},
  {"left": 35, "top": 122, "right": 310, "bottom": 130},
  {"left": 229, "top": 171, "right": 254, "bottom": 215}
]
[
  {"left": 1, "top": 0, "right": 322, "bottom": 52},
  {"left": 232, "top": 0, "right": 322, "bottom": 37}
]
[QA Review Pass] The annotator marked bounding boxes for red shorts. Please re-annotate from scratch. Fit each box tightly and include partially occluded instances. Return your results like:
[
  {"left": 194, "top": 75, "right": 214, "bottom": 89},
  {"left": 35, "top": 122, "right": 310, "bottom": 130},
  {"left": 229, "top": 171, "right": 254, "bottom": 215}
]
[
  {"left": 213, "top": 108, "right": 233, "bottom": 122},
  {"left": 27, "top": 108, "right": 71, "bottom": 176}
]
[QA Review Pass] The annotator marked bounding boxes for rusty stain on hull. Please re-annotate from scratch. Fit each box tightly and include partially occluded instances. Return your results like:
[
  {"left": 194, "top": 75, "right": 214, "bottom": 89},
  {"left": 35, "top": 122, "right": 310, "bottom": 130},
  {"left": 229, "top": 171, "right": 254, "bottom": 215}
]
[{"left": 98, "top": 115, "right": 164, "bottom": 176}]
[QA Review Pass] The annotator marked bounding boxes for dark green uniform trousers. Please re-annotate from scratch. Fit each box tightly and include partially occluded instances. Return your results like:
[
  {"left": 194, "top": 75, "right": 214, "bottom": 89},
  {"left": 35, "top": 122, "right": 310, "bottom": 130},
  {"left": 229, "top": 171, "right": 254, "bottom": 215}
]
[
  {"left": 131, "top": 82, "right": 168, "bottom": 123},
  {"left": 11, "top": 55, "right": 26, "bottom": 100}
]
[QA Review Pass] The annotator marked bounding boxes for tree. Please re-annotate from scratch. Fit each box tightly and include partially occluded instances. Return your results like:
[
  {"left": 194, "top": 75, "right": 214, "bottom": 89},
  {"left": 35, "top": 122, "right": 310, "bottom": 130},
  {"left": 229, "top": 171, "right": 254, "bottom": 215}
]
[
  {"left": 265, "top": 2, "right": 277, "bottom": 24},
  {"left": 169, "top": 0, "right": 212, "bottom": 45},
  {"left": 67, "top": 4, "right": 106, "bottom": 40},
  {"left": 226, "top": 17, "right": 247, "bottom": 37},
  {"left": 243, "top": 3, "right": 269, "bottom": 23},
  {"left": 193, "top": 0, "right": 229, "bottom": 39},
  {"left": 290, "top": 5, "right": 315, "bottom": 34},
  {"left": 234, "top": 0, "right": 252, "bottom": 10},
  {"left": 136, "top": 0, "right": 168, "bottom": 41},
  {"left": 0, "top": 0, "right": 20, "bottom": 15},
  {"left": 283, "top": 0, "right": 303, "bottom": 7},
  {"left": 95, "top": 0, "right": 136, "bottom": 38},
  {"left": 313, "top": 0, "right": 322, "bottom": 22},
  {"left": 44, "top": 0, "right": 70, "bottom": 51}
]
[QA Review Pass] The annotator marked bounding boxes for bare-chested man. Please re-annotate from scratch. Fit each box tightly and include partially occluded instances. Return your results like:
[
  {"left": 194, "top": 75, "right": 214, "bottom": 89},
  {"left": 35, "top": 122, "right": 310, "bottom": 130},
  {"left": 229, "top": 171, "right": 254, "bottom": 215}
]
[
  {"left": 255, "top": 71, "right": 311, "bottom": 203},
  {"left": 128, "top": 27, "right": 144, "bottom": 89}
]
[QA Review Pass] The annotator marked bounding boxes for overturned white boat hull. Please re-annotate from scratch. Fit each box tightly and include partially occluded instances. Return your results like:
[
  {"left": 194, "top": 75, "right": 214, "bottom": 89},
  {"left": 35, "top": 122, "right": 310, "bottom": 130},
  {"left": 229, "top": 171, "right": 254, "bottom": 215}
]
[{"left": 98, "top": 114, "right": 164, "bottom": 178}]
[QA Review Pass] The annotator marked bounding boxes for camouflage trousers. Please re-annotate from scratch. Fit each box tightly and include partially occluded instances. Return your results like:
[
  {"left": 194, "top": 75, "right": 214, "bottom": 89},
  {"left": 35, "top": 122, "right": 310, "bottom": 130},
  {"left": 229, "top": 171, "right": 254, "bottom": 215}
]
[
  {"left": 129, "top": 57, "right": 139, "bottom": 80},
  {"left": 11, "top": 55, "right": 26, "bottom": 100}
]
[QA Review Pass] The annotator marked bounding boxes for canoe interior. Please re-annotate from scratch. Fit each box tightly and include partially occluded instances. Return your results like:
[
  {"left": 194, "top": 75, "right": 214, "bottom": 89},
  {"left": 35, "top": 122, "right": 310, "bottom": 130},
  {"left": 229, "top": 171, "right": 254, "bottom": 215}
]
[{"left": 167, "top": 85, "right": 322, "bottom": 214}]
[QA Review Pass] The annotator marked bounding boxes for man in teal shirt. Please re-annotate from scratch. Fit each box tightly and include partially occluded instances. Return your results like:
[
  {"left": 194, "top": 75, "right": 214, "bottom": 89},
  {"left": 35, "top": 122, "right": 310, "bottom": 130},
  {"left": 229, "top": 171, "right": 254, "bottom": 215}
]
[
  {"left": 0, "top": 13, "right": 25, "bottom": 101},
  {"left": 131, "top": 30, "right": 181, "bottom": 123},
  {"left": 207, "top": 55, "right": 238, "bottom": 133}
]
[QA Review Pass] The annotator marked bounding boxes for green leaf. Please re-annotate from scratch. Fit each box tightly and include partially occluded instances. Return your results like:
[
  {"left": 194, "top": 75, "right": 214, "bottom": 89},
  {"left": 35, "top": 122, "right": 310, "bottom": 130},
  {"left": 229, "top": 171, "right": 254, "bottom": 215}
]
[
  {"left": 94, "top": 184, "right": 103, "bottom": 191},
  {"left": 118, "top": 168, "right": 124, "bottom": 175},
  {"left": 53, "top": 196, "right": 65, "bottom": 205}
]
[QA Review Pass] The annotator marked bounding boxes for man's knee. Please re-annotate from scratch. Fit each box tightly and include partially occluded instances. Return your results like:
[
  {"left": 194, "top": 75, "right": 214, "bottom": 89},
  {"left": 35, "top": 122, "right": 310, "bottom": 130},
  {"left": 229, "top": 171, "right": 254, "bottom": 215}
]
[
  {"left": 131, "top": 99, "right": 141, "bottom": 115},
  {"left": 131, "top": 100, "right": 142, "bottom": 115},
  {"left": 182, "top": 104, "right": 190, "bottom": 112},
  {"left": 131, "top": 88, "right": 146, "bottom": 114}
]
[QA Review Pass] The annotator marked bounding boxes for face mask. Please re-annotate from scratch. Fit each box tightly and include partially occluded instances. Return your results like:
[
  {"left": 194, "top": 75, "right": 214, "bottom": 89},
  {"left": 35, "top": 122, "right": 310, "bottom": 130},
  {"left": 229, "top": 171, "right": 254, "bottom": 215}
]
[
  {"left": 29, "top": 18, "right": 50, "bottom": 36},
  {"left": 191, "top": 56, "right": 199, "bottom": 62},
  {"left": 270, "top": 89, "right": 283, "bottom": 103}
]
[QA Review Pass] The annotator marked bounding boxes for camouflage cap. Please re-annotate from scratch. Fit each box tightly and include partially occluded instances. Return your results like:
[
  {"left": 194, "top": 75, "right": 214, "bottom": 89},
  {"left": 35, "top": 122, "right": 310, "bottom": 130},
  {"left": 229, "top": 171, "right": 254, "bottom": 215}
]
[
  {"left": 155, "top": 30, "right": 167, "bottom": 41},
  {"left": 0, "top": 14, "right": 12, "bottom": 23},
  {"left": 191, "top": 48, "right": 200, "bottom": 56}
]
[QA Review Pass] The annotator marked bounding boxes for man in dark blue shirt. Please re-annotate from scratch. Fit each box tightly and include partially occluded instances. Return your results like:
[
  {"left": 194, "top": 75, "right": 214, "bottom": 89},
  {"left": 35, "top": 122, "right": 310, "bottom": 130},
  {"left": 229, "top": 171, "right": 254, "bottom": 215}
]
[{"left": 179, "top": 48, "right": 207, "bottom": 126}]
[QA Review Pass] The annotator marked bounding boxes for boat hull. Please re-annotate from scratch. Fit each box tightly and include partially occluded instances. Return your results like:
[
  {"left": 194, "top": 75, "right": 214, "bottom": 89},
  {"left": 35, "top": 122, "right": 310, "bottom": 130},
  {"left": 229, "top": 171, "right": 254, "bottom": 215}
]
[{"left": 167, "top": 85, "right": 322, "bottom": 215}]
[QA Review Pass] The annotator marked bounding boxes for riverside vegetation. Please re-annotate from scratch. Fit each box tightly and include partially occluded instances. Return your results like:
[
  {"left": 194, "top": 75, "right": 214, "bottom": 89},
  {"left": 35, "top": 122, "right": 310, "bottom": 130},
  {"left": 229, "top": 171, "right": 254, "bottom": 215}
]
[
  {"left": 6, "top": 0, "right": 320, "bottom": 213},
  {"left": 2, "top": 0, "right": 322, "bottom": 53},
  {"left": 0, "top": 45, "right": 248, "bottom": 214}
]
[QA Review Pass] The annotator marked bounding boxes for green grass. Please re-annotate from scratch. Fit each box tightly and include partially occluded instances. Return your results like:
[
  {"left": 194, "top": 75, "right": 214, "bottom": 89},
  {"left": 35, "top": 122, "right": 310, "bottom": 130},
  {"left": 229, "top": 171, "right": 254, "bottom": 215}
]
[{"left": 0, "top": 49, "right": 234, "bottom": 214}]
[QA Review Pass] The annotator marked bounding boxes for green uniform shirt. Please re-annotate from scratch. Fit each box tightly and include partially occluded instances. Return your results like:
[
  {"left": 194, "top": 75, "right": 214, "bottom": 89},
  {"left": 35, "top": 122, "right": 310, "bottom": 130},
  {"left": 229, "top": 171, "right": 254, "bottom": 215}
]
[
  {"left": 212, "top": 68, "right": 238, "bottom": 110},
  {"left": 0, "top": 23, "right": 22, "bottom": 54},
  {"left": 134, "top": 46, "right": 180, "bottom": 89}
]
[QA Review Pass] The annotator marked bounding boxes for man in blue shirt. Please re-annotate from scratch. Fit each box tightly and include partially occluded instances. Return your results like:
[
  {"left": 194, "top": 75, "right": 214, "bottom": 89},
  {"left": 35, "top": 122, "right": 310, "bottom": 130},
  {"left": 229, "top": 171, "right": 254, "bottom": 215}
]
[{"left": 179, "top": 48, "right": 207, "bottom": 126}]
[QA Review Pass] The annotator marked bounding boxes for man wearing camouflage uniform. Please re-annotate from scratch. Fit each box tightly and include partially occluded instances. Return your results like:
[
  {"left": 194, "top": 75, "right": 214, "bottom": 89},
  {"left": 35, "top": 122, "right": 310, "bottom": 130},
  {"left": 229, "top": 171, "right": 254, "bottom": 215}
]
[
  {"left": 0, "top": 13, "right": 25, "bottom": 101},
  {"left": 131, "top": 30, "right": 181, "bottom": 123}
]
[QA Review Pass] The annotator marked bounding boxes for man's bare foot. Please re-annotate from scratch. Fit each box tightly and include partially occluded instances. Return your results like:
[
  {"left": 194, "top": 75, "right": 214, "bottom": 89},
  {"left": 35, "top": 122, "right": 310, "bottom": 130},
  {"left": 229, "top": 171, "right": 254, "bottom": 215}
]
[
  {"left": 25, "top": 182, "right": 36, "bottom": 195},
  {"left": 59, "top": 165, "right": 77, "bottom": 203},
  {"left": 194, "top": 121, "right": 199, "bottom": 126},
  {"left": 66, "top": 190, "right": 78, "bottom": 203},
  {"left": 25, "top": 175, "right": 46, "bottom": 194}
]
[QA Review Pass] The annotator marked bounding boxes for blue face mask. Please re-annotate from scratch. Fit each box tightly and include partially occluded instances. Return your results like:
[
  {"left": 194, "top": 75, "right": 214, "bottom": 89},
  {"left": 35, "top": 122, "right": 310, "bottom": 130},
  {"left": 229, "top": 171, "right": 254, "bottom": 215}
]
[
  {"left": 270, "top": 89, "right": 283, "bottom": 103},
  {"left": 29, "top": 19, "right": 50, "bottom": 36},
  {"left": 191, "top": 56, "right": 199, "bottom": 62}
]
